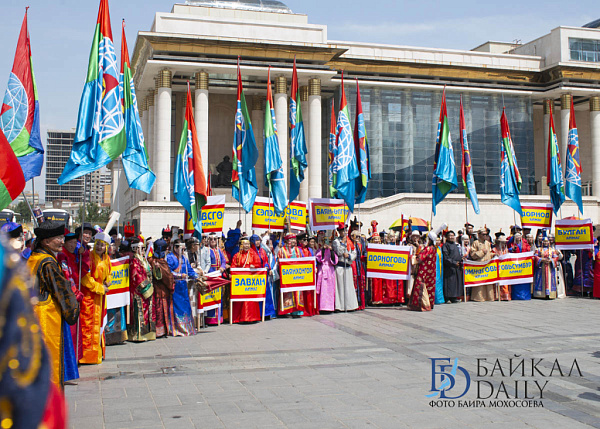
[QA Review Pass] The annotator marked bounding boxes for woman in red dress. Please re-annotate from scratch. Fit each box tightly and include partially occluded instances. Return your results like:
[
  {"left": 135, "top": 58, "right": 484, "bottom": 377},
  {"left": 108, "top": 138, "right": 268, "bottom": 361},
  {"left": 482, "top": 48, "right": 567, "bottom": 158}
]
[
  {"left": 231, "top": 237, "right": 262, "bottom": 323},
  {"left": 408, "top": 235, "right": 437, "bottom": 311}
]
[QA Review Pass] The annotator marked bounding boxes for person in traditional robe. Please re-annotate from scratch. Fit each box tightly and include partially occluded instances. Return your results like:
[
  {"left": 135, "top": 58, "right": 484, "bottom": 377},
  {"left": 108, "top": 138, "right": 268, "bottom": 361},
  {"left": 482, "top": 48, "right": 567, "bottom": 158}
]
[
  {"left": 166, "top": 239, "right": 197, "bottom": 336},
  {"left": 56, "top": 231, "right": 84, "bottom": 382},
  {"left": 442, "top": 231, "right": 463, "bottom": 303},
  {"left": 231, "top": 237, "right": 262, "bottom": 323},
  {"left": 332, "top": 225, "right": 358, "bottom": 311},
  {"left": 104, "top": 239, "right": 129, "bottom": 346},
  {"left": 186, "top": 237, "right": 200, "bottom": 269},
  {"left": 593, "top": 246, "right": 600, "bottom": 298},
  {"left": 493, "top": 234, "right": 511, "bottom": 301},
  {"left": 123, "top": 239, "right": 156, "bottom": 342},
  {"left": 251, "top": 234, "right": 277, "bottom": 319},
  {"left": 79, "top": 231, "right": 112, "bottom": 364},
  {"left": 300, "top": 234, "right": 319, "bottom": 316},
  {"left": 201, "top": 233, "right": 227, "bottom": 324},
  {"left": 369, "top": 233, "right": 404, "bottom": 306},
  {"left": 351, "top": 230, "right": 367, "bottom": 310},
  {"left": 408, "top": 232, "right": 437, "bottom": 311},
  {"left": 26, "top": 221, "right": 80, "bottom": 388},
  {"left": 509, "top": 232, "right": 532, "bottom": 300},
  {"left": 533, "top": 237, "right": 559, "bottom": 299},
  {"left": 149, "top": 239, "right": 175, "bottom": 337},
  {"left": 277, "top": 233, "right": 305, "bottom": 316},
  {"left": 407, "top": 230, "right": 423, "bottom": 298},
  {"left": 469, "top": 227, "right": 496, "bottom": 302},
  {"left": 548, "top": 234, "right": 567, "bottom": 298},
  {"left": 316, "top": 236, "right": 337, "bottom": 312},
  {"left": 225, "top": 220, "right": 243, "bottom": 261},
  {"left": 434, "top": 236, "right": 445, "bottom": 305},
  {"left": 1, "top": 236, "right": 69, "bottom": 424}
]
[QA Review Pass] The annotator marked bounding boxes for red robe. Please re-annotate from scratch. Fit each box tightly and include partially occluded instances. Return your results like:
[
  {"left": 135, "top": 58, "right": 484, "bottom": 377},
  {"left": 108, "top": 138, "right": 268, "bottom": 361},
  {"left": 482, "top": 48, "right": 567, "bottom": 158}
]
[
  {"left": 231, "top": 248, "right": 262, "bottom": 323},
  {"left": 300, "top": 246, "right": 319, "bottom": 316},
  {"left": 278, "top": 246, "right": 305, "bottom": 315}
]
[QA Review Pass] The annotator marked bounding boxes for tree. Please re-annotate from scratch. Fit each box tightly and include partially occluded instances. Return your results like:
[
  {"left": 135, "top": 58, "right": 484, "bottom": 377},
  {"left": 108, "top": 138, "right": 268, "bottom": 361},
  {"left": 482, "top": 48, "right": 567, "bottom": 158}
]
[
  {"left": 77, "top": 202, "right": 111, "bottom": 226},
  {"left": 12, "top": 201, "right": 31, "bottom": 223}
]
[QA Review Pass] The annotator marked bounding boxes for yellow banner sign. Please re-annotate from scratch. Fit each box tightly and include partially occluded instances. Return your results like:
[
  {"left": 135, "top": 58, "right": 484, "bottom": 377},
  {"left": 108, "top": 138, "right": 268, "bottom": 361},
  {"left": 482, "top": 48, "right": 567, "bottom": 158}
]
[
  {"left": 463, "top": 260, "right": 498, "bottom": 287},
  {"left": 279, "top": 257, "right": 316, "bottom": 292},
  {"left": 230, "top": 268, "right": 267, "bottom": 301},
  {"left": 200, "top": 195, "right": 226, "bottom": 233},
  {"left": 200, "top": 287, "right": 222, "bottom": 312},
  {"left": 520, "top": 203, "right": 553, "bottom": 228},
  {"left": 366, "top": 244, "right": 412, "bottom": 280},
  {"left": 497, "top": 252, "right": 534, "bottom": 285},
  {"left": 287, "top": 201, "right": 307, "bottom": 231},
  {"left": 309, "top": 198, "right": 351, "bottom": 231},
  {"left": 252, "top": 196, "right": 286, "bottom": 231},
  {"left": 555, "top": 219, "right": 594, "bottom": 250},
  {"left": 107, "top": 257, "right": 130, "bottom": 309}
]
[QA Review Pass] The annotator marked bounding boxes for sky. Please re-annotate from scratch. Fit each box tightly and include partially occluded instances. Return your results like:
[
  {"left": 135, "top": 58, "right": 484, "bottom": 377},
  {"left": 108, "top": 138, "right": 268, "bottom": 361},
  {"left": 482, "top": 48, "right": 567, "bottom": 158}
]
[{"left": 0, "top": 0, "right": 596, "bottom": 202}]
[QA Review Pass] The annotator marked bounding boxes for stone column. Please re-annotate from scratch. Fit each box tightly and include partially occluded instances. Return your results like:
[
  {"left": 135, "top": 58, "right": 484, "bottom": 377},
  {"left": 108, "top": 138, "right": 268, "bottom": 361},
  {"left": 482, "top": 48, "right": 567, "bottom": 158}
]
[
  {"left": 308, "top": 78, "right": 322, "bottom": 199},
  {"left": 274, "top": 76, "right": 288, "bottom": 186},
  {"left": 146, "top": 91, "right": 156, "bottom": 200},
  {"left": 195, "top": 72, "right": 209, "bottom": 177},
  {"left": 299, "top": 85, "right": 310, "bottom": 202},
  {"left": 251, "top": 96, "right": 265, "bottom": 196},
  {"left": 543, "top": 99, "right": 552, "bottom": 176},
  {"left": 140, "top": 98, "right": 148, "bottom": 145},
  {"left": 560, "top": 94, "right": 571, "bottom": 176},
  {"left": 591, "top": 96, "right": 600, "bottom": 197},
  {"left": 155, "top": 69, "right": 172, "bottom": 202}
]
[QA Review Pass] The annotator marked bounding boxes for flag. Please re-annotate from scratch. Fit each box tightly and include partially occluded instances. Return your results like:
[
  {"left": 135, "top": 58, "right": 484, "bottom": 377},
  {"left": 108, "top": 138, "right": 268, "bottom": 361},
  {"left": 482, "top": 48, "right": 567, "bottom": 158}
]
[
  {"left": 174, "top": 83, "right": 208, "bottom": 233},
  {"left": 206, "top": 171, "right": 213, "bottom": 197},
  {"left": 0, "top": 9, "right": 43, "bottom": 182},
  {"left": 232, "top": 61, "right": 258, "bottom": 213},
  {"left": 546, "top": 106, "right": 565, "bottom": 214},
  {"left": 120, "top": 20, "right": 155, "bottom": 194},
  {"left": 459, "top": 96, "right": 480, "bottom": 214},
  {"left": 431, "top": 88, "right": 457, "bottom": 215},
  {"left": 289, "top": 57, "right": 307, "bottom": 202},
  {"left": 58, "top": 0, "right": 126, "bottom": 185},
  {"left": 354, "top": 79, "right": 371, "bottom": 204},
  {"left": 264, "top": 67, "right": 288, "bottom": 215},
  {"left": 0, "top": 128, "right": 25, "bottom": 210},
  {"left": 328, "top": 101, "right": 337, "bottom": 198},
  {"left": 500, "top": 109, "right": 522, "bottom": 215},
  {"left": 333, "top": 72, "right": 359, "bottom": 212},
  {"left": 565, "top": 97, "right": 583, "bottom": 214}
]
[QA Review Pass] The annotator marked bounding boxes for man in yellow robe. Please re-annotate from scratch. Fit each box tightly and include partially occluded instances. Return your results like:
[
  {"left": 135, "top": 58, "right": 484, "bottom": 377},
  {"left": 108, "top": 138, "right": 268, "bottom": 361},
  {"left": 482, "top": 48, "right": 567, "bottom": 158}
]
[{"left": 27, "top": 220, "right": 80, "bottom": 388}]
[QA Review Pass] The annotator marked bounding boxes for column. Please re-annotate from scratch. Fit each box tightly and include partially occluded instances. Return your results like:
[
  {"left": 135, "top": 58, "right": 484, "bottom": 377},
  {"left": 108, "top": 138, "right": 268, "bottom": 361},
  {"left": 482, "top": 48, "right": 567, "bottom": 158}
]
[
  {"left": 155, "top": 69, "right": 172, "bottom": 202},
  {"left": 308, "top": 78, "right": 322, "bottom": 199},
  {"left": 146, "top": 91, "right": 156, "bottom": 200},
  {"left": 299, "top": 85, "right": 309, "bottom": 202},
  {"left": 591, "top": 96, "right": 600, "bottom": 197},
  {"left": 251, "top": 96, "right": 265, "bottom": 196},
  {"left": 560, "top": 94, "right": 571, "bottom": 176},
  {"left": 195, "top": 72, "right": 209, "bottom": 176},
  {"left": 543, "top": 99, "right": 552, "bottom": 177},
  {"left": 274, "top": 76, "right": 288, "bottom": 185},
  {"left": 140, "top": 98, "right": 148, "bottom": 145}
]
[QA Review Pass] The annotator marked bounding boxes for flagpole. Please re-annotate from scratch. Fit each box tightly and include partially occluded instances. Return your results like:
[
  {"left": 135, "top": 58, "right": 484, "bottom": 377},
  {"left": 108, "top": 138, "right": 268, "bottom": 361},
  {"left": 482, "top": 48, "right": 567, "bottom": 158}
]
[
  {"left": 464, "top": 198, "right": 468, "bottom": 226},
  {"left": 76, "top": 173, "right": 88, "bottom": 365},
  {"left": 21, "top": 187, "right": 38, "bottom": 228}
]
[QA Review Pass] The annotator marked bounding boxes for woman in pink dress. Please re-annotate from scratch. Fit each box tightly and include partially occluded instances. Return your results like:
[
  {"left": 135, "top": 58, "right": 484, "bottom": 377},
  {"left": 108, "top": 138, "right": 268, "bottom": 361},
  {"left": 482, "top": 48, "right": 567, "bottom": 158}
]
[
  {"left": 316, "top": 238, "right": 337, "bottom": 312},
  {"left": 408, "top": 235, "right": 437, "bottom": 312}
]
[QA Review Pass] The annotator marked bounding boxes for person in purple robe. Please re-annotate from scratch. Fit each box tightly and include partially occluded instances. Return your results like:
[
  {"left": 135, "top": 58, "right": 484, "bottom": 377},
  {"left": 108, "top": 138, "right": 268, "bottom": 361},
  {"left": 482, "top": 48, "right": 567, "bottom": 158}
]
[{"left": 316, "top": 237, "right": 337, "bottom": 312}]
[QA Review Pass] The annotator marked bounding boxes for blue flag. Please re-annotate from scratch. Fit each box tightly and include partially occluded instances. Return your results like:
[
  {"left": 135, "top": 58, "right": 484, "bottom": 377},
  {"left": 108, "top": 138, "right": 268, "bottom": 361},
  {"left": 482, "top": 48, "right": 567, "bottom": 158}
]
[
  {"left": 432, "top": 89, "right": 458, "bottom": 215},
  {"left": 546, "top": 108, "right": 565, "bottom": 214},
  {"left": 565, "top": 97, "right": 583, "bottom": 214},
  {"left": 459, "top": 97, "right": 480, "bottom": 214},
  {"left": 264, "top": 68, "right": 288, "bottom": 215},
  {"left": 120, "top": 21, "right": 155, "bottom": 194},
  {"left": 232, "top": 62, "right": 258, "bottom": 213},
  {"left": 58, "top": 0, "right": 126, "bottom": 185},
  {"left": 289, "top": 58, "right": 307, "bottom": 202},
  {"left": 354, "top": 79, "right": 371, "bottom": 204},
  {"left": 334, "top": 74, "right": 359, "bottom": 213},
  {"left": 500, "top": 109, "right": 522, "bottom": 215}
]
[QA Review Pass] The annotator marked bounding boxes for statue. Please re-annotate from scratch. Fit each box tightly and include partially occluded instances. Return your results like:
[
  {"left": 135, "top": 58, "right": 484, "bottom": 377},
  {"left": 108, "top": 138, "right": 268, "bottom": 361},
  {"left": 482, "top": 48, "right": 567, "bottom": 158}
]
[{"left": 216, "top": 156, "right": 233, "bottom": 187}]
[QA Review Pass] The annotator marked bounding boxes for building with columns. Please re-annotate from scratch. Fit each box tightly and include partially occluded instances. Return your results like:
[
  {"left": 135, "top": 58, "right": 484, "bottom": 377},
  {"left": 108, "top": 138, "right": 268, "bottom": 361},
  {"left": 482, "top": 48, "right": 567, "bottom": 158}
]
[{"left": 112, "top": 0, "right": 600, "bottom": 238}]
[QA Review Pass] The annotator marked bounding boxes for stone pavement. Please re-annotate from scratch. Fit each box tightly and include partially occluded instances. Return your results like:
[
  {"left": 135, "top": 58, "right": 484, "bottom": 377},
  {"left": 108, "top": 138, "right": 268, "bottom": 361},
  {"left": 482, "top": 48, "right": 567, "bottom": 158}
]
[{"left": 66, "top": 298, "right": 600, "bottom": 429}]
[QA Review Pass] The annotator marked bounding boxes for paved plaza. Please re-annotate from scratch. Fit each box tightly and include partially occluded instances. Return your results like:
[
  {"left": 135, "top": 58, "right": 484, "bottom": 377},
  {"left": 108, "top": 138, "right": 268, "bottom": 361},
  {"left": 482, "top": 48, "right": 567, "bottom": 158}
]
[{"left": 67, "top": 298, "right": 600, "bottom": 429}]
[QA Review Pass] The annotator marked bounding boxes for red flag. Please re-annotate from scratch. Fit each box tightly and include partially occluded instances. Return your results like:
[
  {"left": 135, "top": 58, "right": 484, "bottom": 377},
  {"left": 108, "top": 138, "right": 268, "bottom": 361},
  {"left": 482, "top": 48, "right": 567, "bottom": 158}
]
[
  {"left": 0, "top": 128, "right": 25, "bottom": 210},
  {"left": 186, "top": 84, "right": 208, "bottom": 208}
]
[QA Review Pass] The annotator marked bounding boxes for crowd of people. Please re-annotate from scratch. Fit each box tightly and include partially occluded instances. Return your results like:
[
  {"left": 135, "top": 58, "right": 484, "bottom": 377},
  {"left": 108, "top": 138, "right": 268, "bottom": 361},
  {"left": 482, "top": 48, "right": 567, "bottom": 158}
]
[{"left": 1, "top": 215, "right": 599, "bottom": 391}]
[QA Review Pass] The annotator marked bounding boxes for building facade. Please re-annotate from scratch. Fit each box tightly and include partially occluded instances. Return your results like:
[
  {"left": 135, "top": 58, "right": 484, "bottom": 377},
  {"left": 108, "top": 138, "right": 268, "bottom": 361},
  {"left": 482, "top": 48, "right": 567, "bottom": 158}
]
[{"left": 119, "top": 0, "right": 600, "bottom": 237}]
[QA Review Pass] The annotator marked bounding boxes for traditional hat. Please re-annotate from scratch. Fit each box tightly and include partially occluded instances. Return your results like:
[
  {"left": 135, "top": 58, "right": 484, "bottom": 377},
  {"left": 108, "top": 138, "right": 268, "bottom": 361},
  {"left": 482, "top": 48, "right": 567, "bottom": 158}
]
[
  {"left": 444, "top": 230, "right": 455, "bottom": 237},
  {"left": 464, "top": 222, "right": 474, "bottom": 228},
  {"left": 94, "top": 231, "right": 111, "bottom": 245},
  {"left": 477, "top": 226, "right": 487, "bottom": 234},
  {"left": 411, "top": 230, "right": 421, "bottom": 237},
  {"left": 239, "top": 236, "right": 250, "bottom": 244},
  {"left": 336, "top": 222, "right": 346, "bottom": 231},
  {"left": 64, "top": 230, "right": 78, "bottom": 242},
  {"left": 34, "top": 220, "right": 65, "bottom": 241},
  {"left": 162, "top": 225, "right": 172, "bottom": 238},
  {"left": 284, "top": 233, "right": 296, "bottom": 240},
  {"left": 496, "top": 235, "right": 507, "bottom": 243},
  {"left": 297, "top": 232, "right": 308, "bottom": 241},
  {"left": 1, "top": 222, "right": 23, "bottom": 239},
  {"left": 75, "top": 222, "right": 95, "bottom": 236},
  {"left": 154, "top": 239, "right": 168, "bottom": 258},
  {"left": 494, "top": 231, "right": 505, "bottom": 239}
]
